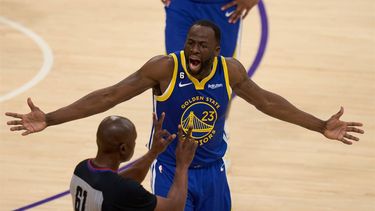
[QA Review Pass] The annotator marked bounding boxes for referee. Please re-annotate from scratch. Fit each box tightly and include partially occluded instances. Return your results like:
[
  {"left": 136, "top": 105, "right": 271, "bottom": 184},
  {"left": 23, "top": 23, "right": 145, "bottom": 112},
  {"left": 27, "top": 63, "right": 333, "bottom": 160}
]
[{"left": 70, "top": 113, "right": 197, "bottom": 211}]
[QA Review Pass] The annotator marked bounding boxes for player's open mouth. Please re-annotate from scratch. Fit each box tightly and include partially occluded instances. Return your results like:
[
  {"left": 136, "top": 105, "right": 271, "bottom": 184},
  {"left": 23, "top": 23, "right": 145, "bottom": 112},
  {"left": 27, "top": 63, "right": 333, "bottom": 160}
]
[{"left": 189, "top": 58, "right": 201, "bottom": 72}]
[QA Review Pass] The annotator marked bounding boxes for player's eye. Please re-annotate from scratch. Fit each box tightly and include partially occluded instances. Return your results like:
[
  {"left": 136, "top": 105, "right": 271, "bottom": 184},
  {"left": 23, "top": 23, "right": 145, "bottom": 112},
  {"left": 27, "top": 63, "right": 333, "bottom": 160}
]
[{"left": 199, "top": 42, "right": 208, "bottom": 48}]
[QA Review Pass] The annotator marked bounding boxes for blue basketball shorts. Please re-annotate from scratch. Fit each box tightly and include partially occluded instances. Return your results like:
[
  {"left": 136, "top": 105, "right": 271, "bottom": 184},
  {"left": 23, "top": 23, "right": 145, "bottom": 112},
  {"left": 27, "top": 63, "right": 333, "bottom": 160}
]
[
  {"left": 151, "top": 159, "right": 231, "bottom": 211},
  {"left": 164, "top": 0, "right": 240, "bottom": 57}
]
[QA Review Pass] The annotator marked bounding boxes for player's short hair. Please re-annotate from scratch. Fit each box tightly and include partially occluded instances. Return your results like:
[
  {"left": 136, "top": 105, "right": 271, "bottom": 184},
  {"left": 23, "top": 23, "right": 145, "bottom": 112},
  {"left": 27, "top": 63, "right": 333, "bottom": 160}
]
[{"left": 191, "top": 20, "right": 221, "bottom": 44}]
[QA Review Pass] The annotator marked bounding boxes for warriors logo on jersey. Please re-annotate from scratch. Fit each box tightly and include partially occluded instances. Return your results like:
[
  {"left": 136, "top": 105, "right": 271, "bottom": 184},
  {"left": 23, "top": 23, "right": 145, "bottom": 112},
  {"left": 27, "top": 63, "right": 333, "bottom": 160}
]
[{"left": 180, "top": 98, "right": 218, "bottom": 145}]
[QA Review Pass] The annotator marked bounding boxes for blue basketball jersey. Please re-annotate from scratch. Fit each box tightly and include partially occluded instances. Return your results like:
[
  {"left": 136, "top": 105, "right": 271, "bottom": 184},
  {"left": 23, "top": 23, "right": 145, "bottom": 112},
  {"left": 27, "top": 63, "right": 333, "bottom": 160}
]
[{"left": 150, "top": 51, "right": 232, "bottom": 167}]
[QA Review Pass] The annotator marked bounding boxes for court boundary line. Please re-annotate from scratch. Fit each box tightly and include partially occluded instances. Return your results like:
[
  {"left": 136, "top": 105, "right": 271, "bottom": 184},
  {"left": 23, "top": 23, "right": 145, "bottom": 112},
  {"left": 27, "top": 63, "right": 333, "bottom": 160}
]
[{"left": 0, "top": 16, "right": 53, "bottom": 102}]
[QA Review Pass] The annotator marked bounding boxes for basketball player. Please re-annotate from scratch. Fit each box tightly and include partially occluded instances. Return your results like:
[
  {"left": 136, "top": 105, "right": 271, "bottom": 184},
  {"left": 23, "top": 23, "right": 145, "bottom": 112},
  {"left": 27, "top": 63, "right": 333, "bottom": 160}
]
[
  {"left": 70, "top": 113, "right": 197, "bottom": 211},
  {"left": 161, "top": 0, "right": 259, "bottom": 56},
  {"left": 6, "top": 20, "right": 364, "bottom": 210}
]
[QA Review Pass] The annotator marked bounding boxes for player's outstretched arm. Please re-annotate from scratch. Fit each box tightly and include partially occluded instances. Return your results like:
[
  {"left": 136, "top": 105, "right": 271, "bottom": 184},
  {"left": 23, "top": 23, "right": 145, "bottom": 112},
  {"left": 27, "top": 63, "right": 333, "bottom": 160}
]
[
  {"left": 119, "top": 112, "right": 176, "bottom": 183},
  {"left": 226, "top": 58, "right": 364, "bottom": 144},
  {"left": 5, "top": 55, "right": 174, "bottom": 135},
  {"left": 154, "top": 125, "right": 197, "bottom": 211}
]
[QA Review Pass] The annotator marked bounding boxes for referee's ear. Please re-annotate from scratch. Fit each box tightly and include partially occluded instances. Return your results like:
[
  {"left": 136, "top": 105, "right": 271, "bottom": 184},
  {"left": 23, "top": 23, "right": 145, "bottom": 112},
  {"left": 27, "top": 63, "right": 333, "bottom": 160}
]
[
  {"left": 119, "top": 143, "right": 127, "bottom": 158},
  {"left": 120, "top": 144, "right": 126, "bottom": 152},
  {"left": 119, "top": 143, "right": 134, "bottom": 161}
]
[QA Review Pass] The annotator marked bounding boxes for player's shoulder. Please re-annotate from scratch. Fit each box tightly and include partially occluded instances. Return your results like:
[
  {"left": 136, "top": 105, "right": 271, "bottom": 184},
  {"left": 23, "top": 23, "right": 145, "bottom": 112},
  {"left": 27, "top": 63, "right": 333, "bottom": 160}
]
[
  {"left": 147, "top": 54, "right": 175, "bottom": 68},
  {"left": 141, "top": 54, "right": 175, "bottom": 77},
  {"left": 221, "top": 57, "right": 248, "bottom": 87},
  {"left": 222, "top": 57, "right": 242, "bottom": 69},
  {"left": 222, "top": 57, "right": 246, "bottom": 76}
]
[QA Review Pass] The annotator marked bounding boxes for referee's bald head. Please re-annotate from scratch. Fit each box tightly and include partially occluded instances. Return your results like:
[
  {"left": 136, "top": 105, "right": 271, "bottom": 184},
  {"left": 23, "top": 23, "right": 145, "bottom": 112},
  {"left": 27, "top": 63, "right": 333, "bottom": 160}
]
[{"left": 96, "top": 116, "right": 137, "bottom": 160}]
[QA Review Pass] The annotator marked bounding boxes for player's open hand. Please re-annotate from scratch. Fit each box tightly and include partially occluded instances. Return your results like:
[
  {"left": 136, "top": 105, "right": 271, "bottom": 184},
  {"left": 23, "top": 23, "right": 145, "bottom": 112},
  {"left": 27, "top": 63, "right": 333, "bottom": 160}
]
[
  {"left": 176, "top": 124, "right": 198, "bottom": 168},
  {"left": 150, "top": 112, "right": 176, "bottom": 155},
  {"left": 5, "top": 98, "right": 47, "bottom": 136},
  {"left": 221, "top": 0, "right": 259, "bottom": 23},
  {"left": 323, "top": 107, "right": 364, "bottom": 145}
]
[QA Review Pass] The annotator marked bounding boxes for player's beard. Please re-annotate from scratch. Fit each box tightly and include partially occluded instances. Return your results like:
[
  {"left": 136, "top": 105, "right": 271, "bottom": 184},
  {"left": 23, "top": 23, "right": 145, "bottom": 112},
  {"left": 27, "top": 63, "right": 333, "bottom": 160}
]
[{"left": 187, "top": 56, "right": 215, "bottom": 80}]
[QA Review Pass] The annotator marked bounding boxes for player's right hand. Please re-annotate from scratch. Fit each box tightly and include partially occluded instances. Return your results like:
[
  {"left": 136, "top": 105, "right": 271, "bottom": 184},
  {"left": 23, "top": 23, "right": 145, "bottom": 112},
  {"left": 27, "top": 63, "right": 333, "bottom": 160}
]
[
  {"left": 5, "top": 98, "right": 47, "bottom": 136},
  {"left": 176, "top": 124, "right": 198, "bottom": 168}
]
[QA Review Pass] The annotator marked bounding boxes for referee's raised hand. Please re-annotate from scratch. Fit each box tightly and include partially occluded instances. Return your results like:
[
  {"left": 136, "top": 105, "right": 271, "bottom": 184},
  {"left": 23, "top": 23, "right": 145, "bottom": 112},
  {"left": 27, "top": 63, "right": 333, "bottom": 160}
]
[
  {"left": 176, "top": 124, "right": 198, "bottom": 168},
  {"left": 150, "top": 112, "right": 176, "bottom": 156}
]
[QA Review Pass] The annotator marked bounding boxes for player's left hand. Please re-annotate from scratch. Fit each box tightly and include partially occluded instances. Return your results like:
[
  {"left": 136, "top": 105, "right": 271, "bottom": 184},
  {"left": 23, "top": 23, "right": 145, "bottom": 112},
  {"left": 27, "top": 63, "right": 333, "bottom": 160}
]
[
  {"left": 150, "top": 112, "right": 176, "bottom": 155},
  {"left": 221, "top": 0, "right": 259, "bottom": 23},
  {"left": 323, "top": 107, "right": 364, "bottom": 145}
]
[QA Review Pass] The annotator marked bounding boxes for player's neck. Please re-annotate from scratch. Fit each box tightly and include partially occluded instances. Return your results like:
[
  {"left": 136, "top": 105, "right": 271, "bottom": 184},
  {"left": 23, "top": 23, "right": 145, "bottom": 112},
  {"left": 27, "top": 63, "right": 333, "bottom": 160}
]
[{"left": 189, "top": 64, "right": 213, "bottom": 81}]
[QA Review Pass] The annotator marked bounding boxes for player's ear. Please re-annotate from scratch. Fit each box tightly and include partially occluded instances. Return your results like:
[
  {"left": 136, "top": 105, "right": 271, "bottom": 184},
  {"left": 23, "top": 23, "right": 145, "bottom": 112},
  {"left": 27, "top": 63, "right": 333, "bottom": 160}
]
[{"left": 214, "top": 46, "right": 221, "bottom": 56}]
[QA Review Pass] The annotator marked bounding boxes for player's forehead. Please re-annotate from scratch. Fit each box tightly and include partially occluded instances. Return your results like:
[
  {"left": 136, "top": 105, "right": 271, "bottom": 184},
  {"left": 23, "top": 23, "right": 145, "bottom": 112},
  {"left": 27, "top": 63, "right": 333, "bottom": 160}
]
[{"left": 187, "top": 25, "right": 215, "bottom": 43}]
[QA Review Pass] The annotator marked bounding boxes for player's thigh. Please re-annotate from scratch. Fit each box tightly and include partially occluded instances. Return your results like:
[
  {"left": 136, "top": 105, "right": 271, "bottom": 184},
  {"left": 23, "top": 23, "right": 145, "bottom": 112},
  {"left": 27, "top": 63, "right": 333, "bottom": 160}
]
[
  {"left": 195, "top": 160, "right": 231, "bottom": 211},
  {"left": 152, "top": 161, "right": 174, "bottom": 196},
  {"left": 164, "top": 1, "right": 195, "bottom": 53}
]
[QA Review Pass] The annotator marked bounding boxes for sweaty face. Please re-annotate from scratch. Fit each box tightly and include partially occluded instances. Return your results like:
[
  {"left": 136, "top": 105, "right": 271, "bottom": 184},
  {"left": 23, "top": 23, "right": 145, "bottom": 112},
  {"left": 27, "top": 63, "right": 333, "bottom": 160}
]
[{"left": 184, "top": 25, "right": 220, "bottom": 77}]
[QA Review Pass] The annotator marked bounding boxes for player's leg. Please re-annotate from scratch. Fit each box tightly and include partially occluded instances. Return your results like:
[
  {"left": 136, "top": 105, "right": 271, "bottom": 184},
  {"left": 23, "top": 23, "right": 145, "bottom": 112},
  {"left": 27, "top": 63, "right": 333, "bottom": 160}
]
[
  {"left": 151, "top": 160, "right": 172, "bottom": 197},
  {"left": 164, "top": 0, "right": 195, "bottom": 54},
  {"left": 151, "top": 160, "right": 195, "bottom": 210},
  {"left": 194, "top": 159, "right": 231, "bottom": 211}
]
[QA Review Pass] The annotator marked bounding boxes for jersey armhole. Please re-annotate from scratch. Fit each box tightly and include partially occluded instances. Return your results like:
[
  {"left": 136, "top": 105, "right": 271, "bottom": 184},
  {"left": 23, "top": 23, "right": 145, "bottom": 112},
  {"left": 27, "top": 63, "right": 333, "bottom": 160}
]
[
  {"left": 221, "top": 56, "right": 232, "bottom": 101},
  {"left": 155, "top": 53, "right": 178, "bottom": 102}
]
